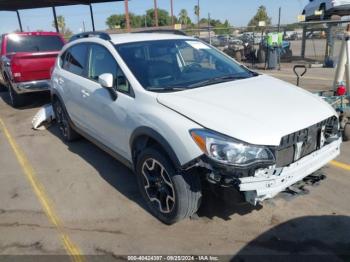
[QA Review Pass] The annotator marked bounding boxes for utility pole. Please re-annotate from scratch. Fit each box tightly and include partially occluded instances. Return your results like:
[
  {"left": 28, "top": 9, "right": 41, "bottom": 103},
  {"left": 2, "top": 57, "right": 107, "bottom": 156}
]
[
  {"left": 154, "top": 0, "right": 159, "bottom": 27},
  {"left": 208, "top": 13, "right": 211, "bottom": 45},
  {"left": 197, "top": 0, "right": 200, "bottom": 35},
  {"left": 277, "top": 7, "right": 281, "bottom": 32},
  {"left": 170, "top": 0, "right": 174, "bottom": 26},
  {"left": 124, "top": 0, "right": 131, "bottom": 32}
]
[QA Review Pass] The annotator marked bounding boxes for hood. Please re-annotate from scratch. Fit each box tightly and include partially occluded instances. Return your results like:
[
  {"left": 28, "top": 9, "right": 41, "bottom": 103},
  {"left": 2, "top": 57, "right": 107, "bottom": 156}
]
[{"left": 157, "top": 75, "right": 336, "bottom": 146}]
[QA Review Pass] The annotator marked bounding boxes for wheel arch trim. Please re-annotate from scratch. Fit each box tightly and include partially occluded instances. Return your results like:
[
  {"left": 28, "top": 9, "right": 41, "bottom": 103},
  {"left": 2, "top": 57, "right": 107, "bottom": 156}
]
[{"left": 130, "top": 127, "right": 182, "bottom": 170}]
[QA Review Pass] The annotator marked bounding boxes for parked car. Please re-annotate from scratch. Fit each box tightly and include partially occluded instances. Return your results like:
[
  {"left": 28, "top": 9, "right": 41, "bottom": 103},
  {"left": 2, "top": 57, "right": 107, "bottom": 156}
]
[
  {"left": 302, "top": 0, "right": 350, "bottom": 21},
  {"left": 51, "top": 32, "right": 342, "bottom": 224},
  {"left": 0, "top": 32, "right": 65, "bottom": 107}
]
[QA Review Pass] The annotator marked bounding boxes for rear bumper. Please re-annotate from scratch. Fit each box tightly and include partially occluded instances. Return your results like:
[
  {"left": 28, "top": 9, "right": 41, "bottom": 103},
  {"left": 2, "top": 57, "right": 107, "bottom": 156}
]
[
  {"left": 13, "top": 80, "right": 51, "bottom": 94},
  {"left": 239, "top": 137, "right": 342, "bottom": 205}
]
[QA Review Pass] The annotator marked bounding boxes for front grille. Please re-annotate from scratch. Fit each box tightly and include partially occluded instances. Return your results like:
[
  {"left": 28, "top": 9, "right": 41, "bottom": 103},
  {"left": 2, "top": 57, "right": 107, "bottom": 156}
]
[{"left": 275, "top": 116, "right": 338, "bottom": 167}]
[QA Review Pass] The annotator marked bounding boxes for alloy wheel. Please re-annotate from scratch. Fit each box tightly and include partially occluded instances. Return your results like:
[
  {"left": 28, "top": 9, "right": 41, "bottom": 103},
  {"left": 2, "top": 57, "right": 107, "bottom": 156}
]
[{"left": 141, "top": 158, "right": 176, "bottom": 214}]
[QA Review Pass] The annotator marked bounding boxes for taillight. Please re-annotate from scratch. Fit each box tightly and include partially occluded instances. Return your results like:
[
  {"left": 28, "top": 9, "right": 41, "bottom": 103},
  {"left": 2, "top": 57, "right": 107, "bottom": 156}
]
[{"left": 336, "top": 85, "right": 347, "bottom": 96}]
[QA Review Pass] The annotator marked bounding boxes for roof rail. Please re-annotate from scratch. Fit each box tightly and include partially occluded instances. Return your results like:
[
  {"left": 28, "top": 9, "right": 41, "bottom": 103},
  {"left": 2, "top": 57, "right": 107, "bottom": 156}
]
[
  {"left": 69, "top": 31, "right": 111, "bottom": 42},
  {"left": 133, "top": 29, "right": 187, "bottom": 36}
]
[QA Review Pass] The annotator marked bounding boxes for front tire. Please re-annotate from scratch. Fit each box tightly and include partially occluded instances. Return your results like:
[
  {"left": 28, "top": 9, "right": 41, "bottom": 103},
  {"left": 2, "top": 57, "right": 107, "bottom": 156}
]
[
  {"left": 136, "top": 147, "right": 202, "bottom": 224},
  {"left": 52, "top": 98, "right": 80, "bottom": 142}
]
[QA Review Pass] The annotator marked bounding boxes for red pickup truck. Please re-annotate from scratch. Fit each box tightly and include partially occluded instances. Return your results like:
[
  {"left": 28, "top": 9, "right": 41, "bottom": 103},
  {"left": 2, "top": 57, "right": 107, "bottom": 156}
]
[{"left": 0, "top": 32, "right": 65, "bottom": 107}]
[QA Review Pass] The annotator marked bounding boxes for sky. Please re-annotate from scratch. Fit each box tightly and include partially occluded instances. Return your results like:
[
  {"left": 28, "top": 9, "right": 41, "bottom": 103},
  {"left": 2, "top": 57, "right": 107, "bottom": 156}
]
[{"left": 0, "top": 0, "right": 309, "bottom": 34}]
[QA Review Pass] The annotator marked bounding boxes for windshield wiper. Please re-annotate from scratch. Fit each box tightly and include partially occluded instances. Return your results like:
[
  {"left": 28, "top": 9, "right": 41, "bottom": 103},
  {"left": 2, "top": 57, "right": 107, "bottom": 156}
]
[
  {"left": 188, "top": 75, "right": 249, "bottom": 88},
  {"left": 146, "top": 86, "right": 188, "bottom": 92}
]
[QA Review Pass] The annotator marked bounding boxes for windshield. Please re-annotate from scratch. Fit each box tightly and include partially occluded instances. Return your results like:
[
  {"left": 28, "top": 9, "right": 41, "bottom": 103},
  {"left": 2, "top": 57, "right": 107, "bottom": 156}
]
[
  {"left": 6, "top": 35, "right": 64, "bottom": 53},
  {"left": 115, "top": 39, "right": 256, "bottom": 92}
]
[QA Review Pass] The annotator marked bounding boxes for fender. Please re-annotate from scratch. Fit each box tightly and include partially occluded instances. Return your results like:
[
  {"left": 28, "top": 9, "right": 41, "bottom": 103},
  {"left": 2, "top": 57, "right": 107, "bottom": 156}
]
[{"left": 130, "top": 127, "right": 182, "bottom": 170}]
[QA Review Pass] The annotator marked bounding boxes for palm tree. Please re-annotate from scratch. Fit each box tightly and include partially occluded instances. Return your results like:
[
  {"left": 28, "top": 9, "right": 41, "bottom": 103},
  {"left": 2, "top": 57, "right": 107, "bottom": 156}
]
[{"left": 178, "top": 9, "right": 189, "bottom": 25}]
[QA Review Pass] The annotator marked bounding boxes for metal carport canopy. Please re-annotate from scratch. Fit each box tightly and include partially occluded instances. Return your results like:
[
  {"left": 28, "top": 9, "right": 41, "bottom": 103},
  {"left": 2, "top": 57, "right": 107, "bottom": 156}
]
[{"left": 0, "top": 0, "right": 127, "bottom": 33}]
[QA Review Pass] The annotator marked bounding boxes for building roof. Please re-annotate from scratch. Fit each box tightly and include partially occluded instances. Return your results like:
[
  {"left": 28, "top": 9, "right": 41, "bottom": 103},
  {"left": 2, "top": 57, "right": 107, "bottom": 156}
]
[{"left": 0, "top": 0, "right": 124, "bottom": 11}]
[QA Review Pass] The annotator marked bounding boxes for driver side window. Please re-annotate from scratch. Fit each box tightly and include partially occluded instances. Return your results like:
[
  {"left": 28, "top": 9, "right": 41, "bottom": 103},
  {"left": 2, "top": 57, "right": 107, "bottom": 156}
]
[{"left": 88, "top": 44, "right": 131, "bottom": 95}]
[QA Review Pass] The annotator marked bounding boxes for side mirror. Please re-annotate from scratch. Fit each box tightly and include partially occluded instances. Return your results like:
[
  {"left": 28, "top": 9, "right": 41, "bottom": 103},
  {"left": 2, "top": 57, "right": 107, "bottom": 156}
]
[
  {"left": 98, "top": 73, "right": 114, "bottom": 88},
  {"left": 98, "top": 73, "right": 117, "bottom": 101}
]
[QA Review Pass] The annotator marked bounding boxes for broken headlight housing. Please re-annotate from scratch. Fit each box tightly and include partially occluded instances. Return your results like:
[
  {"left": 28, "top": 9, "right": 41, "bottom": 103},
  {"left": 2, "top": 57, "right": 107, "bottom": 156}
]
[{"left": 190, "top": 129, "right": 275, "bottom": 167}]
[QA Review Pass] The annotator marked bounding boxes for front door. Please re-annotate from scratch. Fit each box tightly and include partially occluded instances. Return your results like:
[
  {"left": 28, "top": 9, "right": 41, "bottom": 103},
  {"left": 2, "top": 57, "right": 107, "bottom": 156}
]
[{"left": 79, "top": 43, "right": 134, "bottom": 157}]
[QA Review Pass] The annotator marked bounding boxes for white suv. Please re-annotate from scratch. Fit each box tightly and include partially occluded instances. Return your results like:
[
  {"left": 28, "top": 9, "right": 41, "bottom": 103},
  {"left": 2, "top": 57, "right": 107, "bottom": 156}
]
[
  {"left": 51, "top": 31, "right": 342, "bottom": 224},
  {"left": 303, "top": 0, "right": 350, "bottom": 20}
]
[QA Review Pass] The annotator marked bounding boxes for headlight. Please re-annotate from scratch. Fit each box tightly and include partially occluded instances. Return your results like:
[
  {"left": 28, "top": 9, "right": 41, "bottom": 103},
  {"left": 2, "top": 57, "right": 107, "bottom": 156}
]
[{"left": 190, "top": 129, "right": 275, "bottom": 166}]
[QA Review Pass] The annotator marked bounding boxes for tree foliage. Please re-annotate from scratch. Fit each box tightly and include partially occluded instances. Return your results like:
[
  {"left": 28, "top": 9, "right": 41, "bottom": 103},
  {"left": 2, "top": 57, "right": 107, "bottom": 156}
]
[
  {"left": 145, "top": 8, "right": 171, "bottom": 27},
  {"left": 106, "top": 13, "right": 144, "bottom": 29},
  {"left": 248, "top": 5, "right": 272, "bottom": 29},
  {"left": 52, "top": 15, "right": 73, "bottom": 39},
  {"left": 178, "top": 9, "right": 191, "bottom": 25},
  {"left": 199, "top": 18, "right": 232, "bottom": 34},
  {"left": 106, "top": 9, "right": 177, "bottom": 29}
]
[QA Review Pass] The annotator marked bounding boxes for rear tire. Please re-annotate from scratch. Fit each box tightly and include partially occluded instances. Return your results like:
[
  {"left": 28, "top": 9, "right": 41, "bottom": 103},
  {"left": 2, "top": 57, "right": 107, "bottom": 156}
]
[
  {"left": 8, "top": 83, "right": 25, "bottom": 108},
  {"left": 136, "top": 147, "right": 202, "bottom": 225},
  {"left": 52, "top": 98, "right": 80, "bottom": 142}
]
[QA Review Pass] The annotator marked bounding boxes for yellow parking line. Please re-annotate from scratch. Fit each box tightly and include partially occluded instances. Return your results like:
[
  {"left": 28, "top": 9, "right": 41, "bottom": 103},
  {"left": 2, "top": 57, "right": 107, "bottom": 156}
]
[
  {"left": 0, "top": 118, "right": 84, "bottom": 262},
  {"left": 330, "top": 160, "right": 350, "bottom": 171}
]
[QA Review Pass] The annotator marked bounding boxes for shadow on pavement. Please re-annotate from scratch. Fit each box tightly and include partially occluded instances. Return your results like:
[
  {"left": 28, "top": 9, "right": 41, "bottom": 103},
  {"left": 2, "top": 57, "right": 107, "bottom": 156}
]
[
  {"left": 232, "top": 215, "right": 350, "bottom": 262},
  {"left": 0, "top": 90, "right": 50, "bottom": 110},
  {"left": 47, "top": 124, "right": 262, "bottom": 222}
]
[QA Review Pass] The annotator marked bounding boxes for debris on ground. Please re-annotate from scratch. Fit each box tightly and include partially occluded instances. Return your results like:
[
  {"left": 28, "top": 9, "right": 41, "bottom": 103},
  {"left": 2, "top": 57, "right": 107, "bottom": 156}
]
[
  {"left": 278, "top": 171, "right": 326, "bottom": 201},
  {"left": 32, "top": 104, "right": 55, "bottom": 130}
]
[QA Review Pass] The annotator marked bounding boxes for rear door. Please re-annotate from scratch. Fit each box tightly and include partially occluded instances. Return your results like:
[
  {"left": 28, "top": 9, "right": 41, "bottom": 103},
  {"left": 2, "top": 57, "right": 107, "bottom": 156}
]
[
  {"left": 58, "top": 43, "right": 90, "bottom": 129},
  {"left": 0, "top": 35, "right": 4, "bottom": 85}
]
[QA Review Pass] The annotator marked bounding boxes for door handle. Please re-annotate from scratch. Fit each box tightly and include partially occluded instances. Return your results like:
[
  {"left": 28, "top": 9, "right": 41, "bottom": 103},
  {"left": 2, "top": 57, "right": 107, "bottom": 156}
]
[
  {"left": 81, "top": 90, "right": 90, "bottom": 98},
  {"left": 58, "top": 78, "right": 64, "bottom": 85}
]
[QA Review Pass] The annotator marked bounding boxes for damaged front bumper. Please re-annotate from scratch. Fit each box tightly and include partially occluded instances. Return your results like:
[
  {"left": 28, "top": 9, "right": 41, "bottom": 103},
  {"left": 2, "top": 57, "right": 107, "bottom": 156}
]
[{"left": 239, "top": 137, "right": 342, "bottom": 205}]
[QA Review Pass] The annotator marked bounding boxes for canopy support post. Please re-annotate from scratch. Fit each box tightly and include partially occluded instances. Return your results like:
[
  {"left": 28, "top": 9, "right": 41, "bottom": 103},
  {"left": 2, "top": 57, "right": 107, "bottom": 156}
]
[
  {"left": 89, "top": 4, "right": 95, "bottom": 31},
  {"left": 52, "top": 6, "right": 59, "bottom": 33},
  {"left": 16, "top": 10, "right": 23, "bottom": 32}
]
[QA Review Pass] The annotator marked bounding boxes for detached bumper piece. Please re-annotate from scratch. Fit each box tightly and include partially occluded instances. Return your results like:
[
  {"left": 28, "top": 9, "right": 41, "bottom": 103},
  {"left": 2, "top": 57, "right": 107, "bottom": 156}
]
[
  {"left": 13, "top": 79, "right": 51, "bottom": 94},
  {"left": 240, "top": 137, "right": 341, "bottom": 205}
]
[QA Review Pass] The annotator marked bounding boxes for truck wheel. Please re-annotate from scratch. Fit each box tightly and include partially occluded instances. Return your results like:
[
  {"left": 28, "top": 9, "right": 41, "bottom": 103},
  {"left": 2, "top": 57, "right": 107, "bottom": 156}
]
[
  {"left": 8, "top": 83, "right": 24, "bottom": 108},
  {"left": 136, "top": 147, "right": 202, "bottom": 225},
  {"left": 52, "top": 99, "right": 80, "bottom": 142},
  {"left": 0, "top": 84, "right": 6, "bottom": 92},
  {"left": 344, "top": 124, "right": 350, "bottom": 142}
]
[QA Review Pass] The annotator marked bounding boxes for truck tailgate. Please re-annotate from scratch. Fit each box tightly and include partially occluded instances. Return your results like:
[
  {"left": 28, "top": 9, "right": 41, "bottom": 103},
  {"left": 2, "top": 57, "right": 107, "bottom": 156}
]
[{"left": 10, "top": 52, "right": 59, "bottom": 82}]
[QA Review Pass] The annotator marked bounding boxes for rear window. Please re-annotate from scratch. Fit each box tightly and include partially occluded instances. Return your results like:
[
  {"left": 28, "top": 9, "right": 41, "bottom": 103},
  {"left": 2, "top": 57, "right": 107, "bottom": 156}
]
[{"left": 6, "top": 35, "right": 64, "bottom": 53}]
